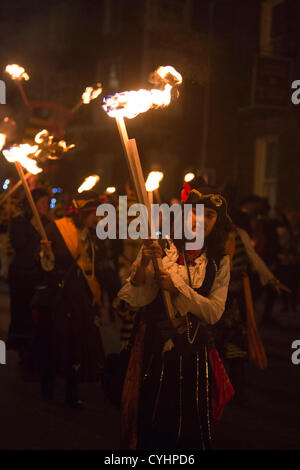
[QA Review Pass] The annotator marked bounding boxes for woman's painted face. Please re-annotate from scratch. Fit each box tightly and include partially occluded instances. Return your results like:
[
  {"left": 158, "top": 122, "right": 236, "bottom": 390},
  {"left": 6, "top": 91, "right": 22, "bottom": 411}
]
[
  {"left": 204, "top": 207, "right": 218, "bottom": 238},
  {"left": 36, "top": 196, "right": 49, "bottom": 217},
  {"left": 192, "top": 206, "right": 218, "bottom": 239}
]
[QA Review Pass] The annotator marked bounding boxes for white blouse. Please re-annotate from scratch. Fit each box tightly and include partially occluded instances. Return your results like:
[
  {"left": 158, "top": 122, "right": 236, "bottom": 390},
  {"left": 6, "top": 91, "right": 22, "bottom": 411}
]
[{"left": 117, "top": 241, "right": 230, "bottom": 325}]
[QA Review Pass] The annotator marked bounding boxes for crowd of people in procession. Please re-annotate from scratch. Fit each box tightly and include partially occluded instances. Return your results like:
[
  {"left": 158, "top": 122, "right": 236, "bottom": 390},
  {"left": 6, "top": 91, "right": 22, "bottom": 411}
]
[{"left": 0, "top": 174, "right": 299, "bottom": 449}]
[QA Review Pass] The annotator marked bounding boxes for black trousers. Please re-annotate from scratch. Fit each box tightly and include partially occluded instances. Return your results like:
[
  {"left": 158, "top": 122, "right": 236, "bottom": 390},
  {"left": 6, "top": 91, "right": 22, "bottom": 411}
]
[{"left": 37, "top": 307, "right": 79, "bottom": 403}]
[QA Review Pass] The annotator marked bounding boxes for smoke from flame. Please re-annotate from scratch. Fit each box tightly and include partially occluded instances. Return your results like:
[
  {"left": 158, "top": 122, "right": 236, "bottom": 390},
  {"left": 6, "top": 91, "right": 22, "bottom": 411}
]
[{"left": 102, "top": 65, "right": 182, "bottom": 119}]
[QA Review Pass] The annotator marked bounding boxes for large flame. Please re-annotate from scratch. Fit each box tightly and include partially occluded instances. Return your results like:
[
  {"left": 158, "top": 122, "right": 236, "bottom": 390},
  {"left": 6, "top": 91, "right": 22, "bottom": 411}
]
[
  {"left": 3, "top": 144, "right": 42, "bottom": 174},
  {"left": 82, "top": 83, "right": 103, "bottom": 104},
  {"left": 78, "top": 175, "right": 100, "bottom": 193},
  {"left": 0, "top": 134, "right": 6, "bottom": 151},
  {"left": 146, "top": 171, "right": 164, "bottom": 192},
  {"left": 102, "top": 65, "right": 182, "bottom": 119},
  {"left": 5, "top": 64, "right": 29, "bottom": 81}
]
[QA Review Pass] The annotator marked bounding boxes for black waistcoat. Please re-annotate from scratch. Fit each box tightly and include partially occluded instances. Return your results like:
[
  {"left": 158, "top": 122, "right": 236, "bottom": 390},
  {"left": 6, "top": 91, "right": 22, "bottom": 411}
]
[{"left": 140, "top": 257, "right": 217, "bottom": 356}]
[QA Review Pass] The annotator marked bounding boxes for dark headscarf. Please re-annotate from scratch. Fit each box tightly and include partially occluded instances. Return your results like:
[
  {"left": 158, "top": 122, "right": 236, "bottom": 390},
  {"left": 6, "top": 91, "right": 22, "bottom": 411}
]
[{"left": 181, "top": 176, "right": 231, "bottom": 223}]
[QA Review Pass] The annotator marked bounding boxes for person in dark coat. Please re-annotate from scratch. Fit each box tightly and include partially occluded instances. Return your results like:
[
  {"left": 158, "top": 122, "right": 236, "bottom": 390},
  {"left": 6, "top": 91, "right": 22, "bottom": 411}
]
[
  {"left": 7, "top": 188, "right": 52, "bottom": 372},
  {"left": 39, "top": 191, "right": 105, "bottom": 407}
]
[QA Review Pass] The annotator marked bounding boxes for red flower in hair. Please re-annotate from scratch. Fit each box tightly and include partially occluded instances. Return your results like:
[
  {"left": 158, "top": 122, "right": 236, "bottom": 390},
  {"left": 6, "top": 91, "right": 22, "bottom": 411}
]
[{"left": 181, "top": 183, "right": 191, "bottom": 202}]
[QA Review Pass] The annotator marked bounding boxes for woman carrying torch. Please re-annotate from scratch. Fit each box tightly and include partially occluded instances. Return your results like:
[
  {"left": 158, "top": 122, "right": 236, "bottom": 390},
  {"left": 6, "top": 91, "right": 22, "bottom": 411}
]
[{"left": 118, "top": 178, "right": 233, "bottom": 450}]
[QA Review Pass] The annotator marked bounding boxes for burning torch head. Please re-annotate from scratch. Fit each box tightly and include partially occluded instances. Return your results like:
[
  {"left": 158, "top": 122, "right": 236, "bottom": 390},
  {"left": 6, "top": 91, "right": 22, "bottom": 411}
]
[
  {"left": 5, "top": 64, "right": 29, "bottom": 81},
  {"left": 149, "top": 66, "right": 183, "bottom": 88},
  {"left": 2, "top": 144, "right": 42, "bottom": 174},
  {"left": 102, "top": 65, "right": 182, "bottom": 119}
]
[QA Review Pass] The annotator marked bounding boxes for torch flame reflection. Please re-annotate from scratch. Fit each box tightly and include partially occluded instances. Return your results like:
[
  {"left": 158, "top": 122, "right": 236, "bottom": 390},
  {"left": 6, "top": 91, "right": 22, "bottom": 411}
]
[
  {"left": 3, "top": 144, "right": 42, "bottom": 174},
  {"left": 5, "top": 64, "right": 29, "bottom": 81},
  {"left": 102, "top": 65, "right": 182, "bottom": 119},
  {"left": 78, "top": 175, "right": 100, "bottom": 193}
]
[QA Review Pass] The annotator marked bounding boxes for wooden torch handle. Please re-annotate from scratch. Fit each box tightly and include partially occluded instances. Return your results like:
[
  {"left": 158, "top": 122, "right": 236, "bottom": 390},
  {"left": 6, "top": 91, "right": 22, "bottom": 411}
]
[{"left": 14, "top": 162, "right": 48, "bottom": 241}]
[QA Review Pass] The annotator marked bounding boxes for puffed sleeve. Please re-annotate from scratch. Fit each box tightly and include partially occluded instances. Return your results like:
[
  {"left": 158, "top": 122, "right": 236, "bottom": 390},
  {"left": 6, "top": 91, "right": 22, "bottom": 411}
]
[
  {"left": 117, "top": 247, "right": 159, "bottom": 308},
  {"left": 169, "top": 255, "right": 230, "bottom": 324}
]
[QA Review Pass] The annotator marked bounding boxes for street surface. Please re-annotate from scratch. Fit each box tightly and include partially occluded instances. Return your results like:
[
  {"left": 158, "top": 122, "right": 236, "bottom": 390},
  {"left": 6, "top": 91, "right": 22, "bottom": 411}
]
[{"left": 0, "top": 282, "right": 299, "bottom": 450}]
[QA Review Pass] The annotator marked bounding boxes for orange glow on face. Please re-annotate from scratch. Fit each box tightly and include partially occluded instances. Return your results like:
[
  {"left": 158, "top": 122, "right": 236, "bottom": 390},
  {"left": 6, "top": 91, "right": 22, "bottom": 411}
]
[
  {"left": 5, "top": 64, "right": 29, "bottom": 81},
  {"left": 3, "top": 144, "right": 42, "bottom": 174},
  {"left": 102, "top": 65, "right": 182, "bottom": 119}
]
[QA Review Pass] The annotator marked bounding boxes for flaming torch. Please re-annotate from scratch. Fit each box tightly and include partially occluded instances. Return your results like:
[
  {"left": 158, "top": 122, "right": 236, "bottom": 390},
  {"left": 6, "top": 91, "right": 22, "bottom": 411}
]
[
  {"left": 72, "top": 83, "right": 103, "bottom": 113},
  {"left": 105, "top": 186, "right": 116, "bottom": 194},
  {"left": 2, "top": 144, "right": 48, "bottom": 240},
  {"left": 146, "top": 171, "right": 164, "bottom": 205},
  {"left": 0, "top": 133, "right": 6, "bottom": 152},
  {"left": 34, "top": 129, "right": 75, "bottom": 160},
  {"left": 102, "top": 66, "right": 183, "bottom": 321},
  {"left": 184, "top": 172, "right": 195, "bottom": 183},
  {"left": 5, "top": 64, "right": 30, "bottom": 107},
  {"left": 78, "top": 174, "right": 100, "bottom": 193}
]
